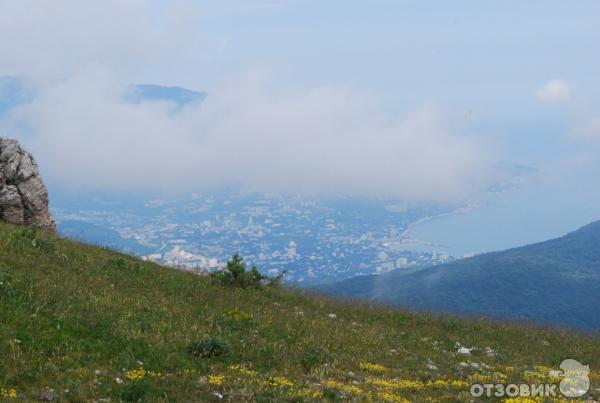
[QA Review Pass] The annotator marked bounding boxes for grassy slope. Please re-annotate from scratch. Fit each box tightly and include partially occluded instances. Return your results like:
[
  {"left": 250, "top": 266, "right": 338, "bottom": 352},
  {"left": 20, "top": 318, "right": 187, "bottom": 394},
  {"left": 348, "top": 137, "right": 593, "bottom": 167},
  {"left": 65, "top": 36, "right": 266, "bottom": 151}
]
[{"left": 0, "top": 223, "right": 599, "bottom": 402}]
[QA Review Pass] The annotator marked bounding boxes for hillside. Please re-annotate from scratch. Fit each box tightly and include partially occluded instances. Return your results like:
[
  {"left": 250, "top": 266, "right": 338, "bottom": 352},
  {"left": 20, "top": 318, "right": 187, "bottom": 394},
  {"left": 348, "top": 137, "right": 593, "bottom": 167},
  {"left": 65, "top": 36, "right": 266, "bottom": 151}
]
[
  {"left": 1, "top": 223, "right": 599, "bottom": 401},
  {"left": 318, "top": 221, "right": 600, "bottom": 331}
]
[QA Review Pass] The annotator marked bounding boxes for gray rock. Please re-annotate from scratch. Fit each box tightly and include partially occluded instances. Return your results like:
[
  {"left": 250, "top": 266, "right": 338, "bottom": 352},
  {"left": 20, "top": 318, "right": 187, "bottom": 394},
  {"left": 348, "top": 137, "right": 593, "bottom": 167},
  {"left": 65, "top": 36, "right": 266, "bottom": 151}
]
[
  {"left": 0, "top": 138, "right": 56, "bottom": 233},
  {"left": 40, "top": 387, "right": 54, "bottom": 401}
]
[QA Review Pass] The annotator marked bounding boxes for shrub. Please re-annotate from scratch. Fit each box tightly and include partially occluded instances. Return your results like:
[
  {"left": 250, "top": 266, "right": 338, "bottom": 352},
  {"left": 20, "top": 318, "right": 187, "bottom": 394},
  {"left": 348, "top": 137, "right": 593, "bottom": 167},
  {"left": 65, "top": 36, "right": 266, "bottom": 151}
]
[
  {"left": 10, "top": 226, "right": 55, "bottom": 252},
  {"left": 105, "top": 257, "right": 128, "bottom": 270},
  {"left": 120, "top": 381, "right": 150, "bottom": 402},
  {"left": 219, "top": 308, "right": 255, "bottom": 330},
  {"left": 187, "top": 335, "right": 229, "bottom": 359},
  {"left": 0, "top": 271, "right": 14, "bottom": 299},
  {"left": 300, "top": 346, "right": 332, "bottom": 372},
  {"left": 211, "top": 253, "right": 278, "bottom": 289}
]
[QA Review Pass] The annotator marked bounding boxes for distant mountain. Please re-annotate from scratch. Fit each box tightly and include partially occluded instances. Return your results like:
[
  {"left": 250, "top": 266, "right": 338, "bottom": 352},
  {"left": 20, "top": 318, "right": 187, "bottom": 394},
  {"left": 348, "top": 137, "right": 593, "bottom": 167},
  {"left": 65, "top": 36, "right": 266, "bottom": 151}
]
[
  {"left": 126, "top": 84, "right": 206, "bottom": 106},
  {"left": 0, "top": 77, "right": 206, "bottom": 112},
  {"left": 317, "top": 221, "right": 600, "bottom": 330}
]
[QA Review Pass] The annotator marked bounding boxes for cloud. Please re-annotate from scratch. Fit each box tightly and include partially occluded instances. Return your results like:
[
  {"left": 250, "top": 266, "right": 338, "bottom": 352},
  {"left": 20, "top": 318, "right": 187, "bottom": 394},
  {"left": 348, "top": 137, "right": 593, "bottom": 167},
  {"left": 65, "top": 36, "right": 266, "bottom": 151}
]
[
  {"left": 4, "top": 69, "right": 490, "bottom": 201},
  {"left": 0, "top": 0, "right": 492, "bottom": 201},
  {"left": 536, "top": 79, "right": 573, "bottom": 104},
  {"left": 572, "top": 117, "right": 600, "bottom": 141},
  {"left": 0, "top": 0, "right": 202, "bottom": 82}
]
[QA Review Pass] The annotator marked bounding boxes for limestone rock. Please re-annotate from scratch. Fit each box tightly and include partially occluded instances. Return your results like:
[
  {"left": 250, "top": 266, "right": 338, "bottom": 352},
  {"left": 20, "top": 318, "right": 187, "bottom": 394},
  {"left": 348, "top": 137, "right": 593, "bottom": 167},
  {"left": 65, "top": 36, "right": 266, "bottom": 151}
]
[{"left": 0, "top": 138, "right": 56, "bottom": 233}]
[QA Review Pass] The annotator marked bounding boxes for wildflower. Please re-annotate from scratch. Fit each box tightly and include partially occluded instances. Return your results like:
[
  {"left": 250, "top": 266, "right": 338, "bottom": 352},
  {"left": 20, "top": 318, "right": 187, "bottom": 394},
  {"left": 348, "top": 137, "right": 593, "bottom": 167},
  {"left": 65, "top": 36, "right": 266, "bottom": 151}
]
[
  {"left": 115, "top": 377, "right": 123, "bottom": 384},
  {"left": 365, "top": 378, "right": 397, "bottom": 388},
  {"left": 125, "top": 368, "right": 147, "bottom": 380},
  {"left": 504, "top": 398, "right": 543, "bottom": 403},
  {"left": 223, "top": 308, "right": 254, "bottom": 322},
  {"left": 396, "top": 379, "right": 424, "bottom": 389},
  {"left": 360, "top": 362, "right": 388, "bottom": 372},
  {"left": 296, "top": 388, "right": 324, "bottom": 399},
  {"left": 377, "top": 391, "right": 410, "bottom": 403},
  {"left": 449, "top": 380, "right": 469, "bottom": 388},
  {"left": 272, "top": 376, "right": 294, "bottom": 387},
  {"left": 228, "top": 364, "right": 257, "bottom": 376},
  {"left": 328, "top": 313, "right": 337, "bottom": 319},
  {"left": 208, "top": 375, "right": 226, "bottom": 385},
  {"left": 324, "top": 380, "right": 364, "bottom": 395},
  {"left": 0, "top": 388, "right": 18, "bottom": 398},
  {"left": 213, "top": 391, "right": 224, "bottom": 399}
]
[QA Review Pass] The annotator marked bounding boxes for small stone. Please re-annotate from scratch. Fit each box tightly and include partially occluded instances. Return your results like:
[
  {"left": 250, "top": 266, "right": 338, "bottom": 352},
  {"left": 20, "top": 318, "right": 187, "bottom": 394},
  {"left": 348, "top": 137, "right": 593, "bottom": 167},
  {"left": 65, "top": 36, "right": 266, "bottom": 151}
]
[
  {"left": 484, "top": 347, "right": 495, "bottom": 357},
  {"left": 327, "top": 313, "right": 337, "bottom": 319},
  {"left": 459, "top": 362, "right": 470, "bottom": 368},
  {"left": 40, "top": 387, "right": 54, "bottom": 401},
  {"left": 457, "top": 347, "right": 473, "bottom": 355}
]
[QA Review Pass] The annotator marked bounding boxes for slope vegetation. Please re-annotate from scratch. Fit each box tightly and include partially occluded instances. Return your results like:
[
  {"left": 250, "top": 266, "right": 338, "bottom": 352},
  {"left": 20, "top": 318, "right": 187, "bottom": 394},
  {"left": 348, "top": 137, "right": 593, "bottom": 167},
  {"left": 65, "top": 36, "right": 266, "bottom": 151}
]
[{"left": 0, "top": 223, "right": 599, "bottom": 401}]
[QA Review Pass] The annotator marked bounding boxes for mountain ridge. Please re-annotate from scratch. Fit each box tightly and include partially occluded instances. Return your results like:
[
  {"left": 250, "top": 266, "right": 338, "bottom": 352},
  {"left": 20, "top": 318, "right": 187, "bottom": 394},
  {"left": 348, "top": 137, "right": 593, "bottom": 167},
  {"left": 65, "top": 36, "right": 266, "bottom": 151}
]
[{"left": 316, "top": 220, "right": 600, "bottom": 330}]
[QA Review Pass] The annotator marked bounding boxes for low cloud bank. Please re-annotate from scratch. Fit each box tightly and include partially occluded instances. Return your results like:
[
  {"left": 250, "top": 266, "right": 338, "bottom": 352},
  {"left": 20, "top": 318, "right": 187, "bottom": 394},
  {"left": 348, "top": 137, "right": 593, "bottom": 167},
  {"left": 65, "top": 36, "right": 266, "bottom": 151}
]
[{"left": 5, "top": 70, "right": 490, "bottom": 201}]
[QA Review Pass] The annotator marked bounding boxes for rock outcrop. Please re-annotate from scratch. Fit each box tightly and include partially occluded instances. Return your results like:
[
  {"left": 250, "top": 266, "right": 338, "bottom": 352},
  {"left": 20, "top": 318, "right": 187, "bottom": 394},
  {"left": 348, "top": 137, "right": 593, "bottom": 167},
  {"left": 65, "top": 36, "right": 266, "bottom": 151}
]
[{"left": 0, "top": 138, "right": 56, "bottom": 233}]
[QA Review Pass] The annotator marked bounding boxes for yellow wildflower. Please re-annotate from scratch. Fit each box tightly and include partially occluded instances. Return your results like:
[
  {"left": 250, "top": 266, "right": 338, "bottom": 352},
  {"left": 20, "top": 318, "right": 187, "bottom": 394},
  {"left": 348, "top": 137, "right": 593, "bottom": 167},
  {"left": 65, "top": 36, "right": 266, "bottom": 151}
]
[
  {"left": 324, "top": 380, "right": 364, "bottom": 395},
  {"left": 0, "top": 388, "right": 18, "bottom": 399},
  {"left": 449, "top": 380, "right": 469, "bottom": 388},
  {"left": 365, "top": 378, "right": 423, "bottom": 389},
  {"left": 365, "top": 378, "right": 397, "bottom": 388},
  {"left": 258, "top": 376, "right": 294, "bottom": 388},
  {"left": 377, "top": 391, "right": 410, "bottom": 403},
  {"left": 208, "top": 374, "right": 226, "bottom": 385},
  {"left": 223, "top": 308, "right": 254, "bottom": 321},
  {"left": 396, "top": 379, "right": 424, "bottom": 389},
  {"left": 297, "top": 388, "right": 324, "bottom": 399},
  {"left": 360, "top": 362, "right": 388, "bottom": 372},
  {"left": 228, "top": 364, "right": 257, "bottom": 376},
  {"left": 125, "top": 368, "right": 147, "bottom": 380},
  {"left": 272, "top": 376, "right": 294, "bottom": 387}
]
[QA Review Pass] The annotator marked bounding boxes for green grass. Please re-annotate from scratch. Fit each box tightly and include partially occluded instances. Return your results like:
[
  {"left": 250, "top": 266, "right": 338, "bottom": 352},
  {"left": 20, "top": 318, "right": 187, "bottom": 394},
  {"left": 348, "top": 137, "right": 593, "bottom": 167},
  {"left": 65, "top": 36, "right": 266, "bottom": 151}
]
[{"left": 0, "top": 223, "right": 599, "bottom": 402}]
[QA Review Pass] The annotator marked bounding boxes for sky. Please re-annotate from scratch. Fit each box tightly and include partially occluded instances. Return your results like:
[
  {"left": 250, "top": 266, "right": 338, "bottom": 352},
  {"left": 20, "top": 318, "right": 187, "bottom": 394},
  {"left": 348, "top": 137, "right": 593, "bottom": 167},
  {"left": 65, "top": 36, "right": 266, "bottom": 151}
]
[{"left": 1, "top": 0, "right": 600, "bottom": 202}]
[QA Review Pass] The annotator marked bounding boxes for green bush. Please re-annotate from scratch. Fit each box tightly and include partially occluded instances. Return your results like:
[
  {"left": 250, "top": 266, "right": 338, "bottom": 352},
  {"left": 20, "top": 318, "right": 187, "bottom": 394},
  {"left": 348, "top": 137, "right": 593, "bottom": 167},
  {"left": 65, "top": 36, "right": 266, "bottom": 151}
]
[
  {"left": 10, "top": 226, "right": 55, "bottom": 252},
  {"left": 187, "top": 335, "right": 229, "bottom": 359},
  {"left": 300, "top": 346, "right": 332, "bottom": 372},
  {"left": 120, "top": 381, "right": 150, "bottom": 402},
  {"left": 211, "top": 253, "right": 280, "bottom": 289},
  {"left": 0, "top": 271, "right": 14, "bottom": 299}
]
